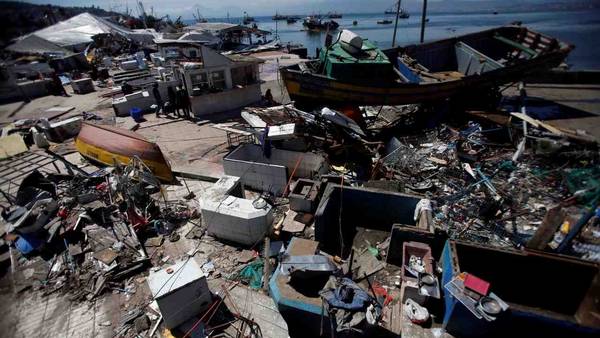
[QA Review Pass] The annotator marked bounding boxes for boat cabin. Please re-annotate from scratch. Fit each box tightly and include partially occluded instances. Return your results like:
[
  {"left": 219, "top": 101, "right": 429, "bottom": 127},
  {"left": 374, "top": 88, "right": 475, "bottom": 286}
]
[
  {"left": 319, "top": 33, "right": 395, "bottom": 84},
  {"left": 389, "top": 26, "right": 567, "bottom": 84}
]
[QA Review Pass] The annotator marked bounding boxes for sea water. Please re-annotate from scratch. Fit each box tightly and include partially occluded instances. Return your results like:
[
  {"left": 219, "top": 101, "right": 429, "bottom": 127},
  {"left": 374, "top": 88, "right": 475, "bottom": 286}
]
[{"left": 189, "top": 10, "right": 600, "bottom": 70}]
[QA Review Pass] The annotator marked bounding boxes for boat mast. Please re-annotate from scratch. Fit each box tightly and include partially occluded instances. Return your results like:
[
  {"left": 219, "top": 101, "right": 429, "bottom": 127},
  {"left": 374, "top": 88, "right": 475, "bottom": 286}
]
[
  {"left": 392, "top": 0, "right": 401, "bottom": 47},
  {"left": 420, "top": 0, "right": 428, "bottom": 43}
]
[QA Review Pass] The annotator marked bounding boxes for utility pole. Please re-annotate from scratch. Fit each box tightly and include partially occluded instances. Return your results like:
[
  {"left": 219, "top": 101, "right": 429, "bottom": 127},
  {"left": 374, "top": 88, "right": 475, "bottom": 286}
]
[
  {"left": 392, "top": 0, "right": 401, "bottom": 47},
  {"left": 420, "top": 0, "right": 428, "bottom": 43}
]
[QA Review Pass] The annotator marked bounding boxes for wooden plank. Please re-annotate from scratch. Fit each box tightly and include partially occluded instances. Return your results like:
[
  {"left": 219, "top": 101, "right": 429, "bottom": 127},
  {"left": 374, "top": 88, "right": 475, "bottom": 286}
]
[
  {"left": 511, "top": 112, "right": 564, "bottom": 136},
  {"left": 526, "top": 205, "right": 566, "bottom": 250},
  {"left": 494, "top": 34, "right": 538, "bottom": 57}
]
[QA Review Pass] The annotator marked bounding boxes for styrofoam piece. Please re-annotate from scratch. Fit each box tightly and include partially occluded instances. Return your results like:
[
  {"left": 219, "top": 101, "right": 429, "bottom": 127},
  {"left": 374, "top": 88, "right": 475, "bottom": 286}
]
[{"left": 200, "top": 175, "right": 274, "bottom": 246}]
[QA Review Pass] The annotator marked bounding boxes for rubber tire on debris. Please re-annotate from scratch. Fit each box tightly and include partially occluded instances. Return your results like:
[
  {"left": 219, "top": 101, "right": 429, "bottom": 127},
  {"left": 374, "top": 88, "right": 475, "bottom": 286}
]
[{"left": 169, "top": 232, "right": 180, "bottom": 242}]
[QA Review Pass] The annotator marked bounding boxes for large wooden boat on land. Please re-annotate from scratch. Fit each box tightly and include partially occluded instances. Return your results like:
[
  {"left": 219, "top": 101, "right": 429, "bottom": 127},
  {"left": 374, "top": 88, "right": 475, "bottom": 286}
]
[
  {"left": 280, "top": 26, "right": 573, "bottom": 106},
  {"left": 75, "top": 122, "right": 175, "bottom": 182}
]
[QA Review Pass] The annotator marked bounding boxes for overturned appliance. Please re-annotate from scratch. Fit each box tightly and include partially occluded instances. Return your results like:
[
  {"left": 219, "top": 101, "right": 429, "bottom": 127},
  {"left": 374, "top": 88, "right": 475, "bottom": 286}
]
[
  {"left": 200, "top": 175, "right": 274, "bottom": 246},
  {"left": 39, "top": 116, "right": 82, "bottom": 143},
  {"left": 223, "top": 144, "right": 328, "bottom": 195}
]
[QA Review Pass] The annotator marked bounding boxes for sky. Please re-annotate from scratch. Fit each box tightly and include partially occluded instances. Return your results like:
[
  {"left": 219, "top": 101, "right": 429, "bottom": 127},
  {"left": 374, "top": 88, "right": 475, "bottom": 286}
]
[{"left": 20, "top": 0, "right": 588, "bottom": 19}]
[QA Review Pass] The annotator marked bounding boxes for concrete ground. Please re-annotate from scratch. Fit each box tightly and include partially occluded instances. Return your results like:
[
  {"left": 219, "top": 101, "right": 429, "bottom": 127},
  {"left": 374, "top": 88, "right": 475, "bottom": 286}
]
[
  {"left": 505, "top": 83, "right": 600, "bottom": 115},
  {"left": 0, "top": 86, "right": 115, "bottom": 126}
]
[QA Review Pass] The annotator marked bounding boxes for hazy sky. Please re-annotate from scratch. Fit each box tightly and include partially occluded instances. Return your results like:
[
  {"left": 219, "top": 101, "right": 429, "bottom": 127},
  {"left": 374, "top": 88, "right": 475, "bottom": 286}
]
[
  {"left": 21, "top": 0, "right": 580, "bottom": 19},
  {"left": 21, "top": 0, "right": 460, "bottom": 18}
]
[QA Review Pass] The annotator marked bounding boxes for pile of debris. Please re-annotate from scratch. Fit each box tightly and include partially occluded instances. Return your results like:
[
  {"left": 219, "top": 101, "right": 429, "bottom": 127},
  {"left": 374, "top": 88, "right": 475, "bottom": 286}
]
[{"left": 1, "top": 156, "right": 198, "bottom": 304}]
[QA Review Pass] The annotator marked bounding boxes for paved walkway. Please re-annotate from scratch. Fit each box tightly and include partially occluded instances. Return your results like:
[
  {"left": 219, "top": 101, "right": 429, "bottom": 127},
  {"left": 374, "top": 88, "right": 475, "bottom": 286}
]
[{"left": 0, "top": 291, "right": 119, "bottom": 338}]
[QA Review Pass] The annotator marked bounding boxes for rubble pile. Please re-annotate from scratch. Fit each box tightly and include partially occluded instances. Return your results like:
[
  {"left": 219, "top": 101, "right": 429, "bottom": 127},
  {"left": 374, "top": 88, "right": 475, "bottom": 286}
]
[
  {"left": 0, "top": 9, "right": 598, "bottom": 338},
  {"left": 1, "top": 158, "right": 198, "bottom": 305}
]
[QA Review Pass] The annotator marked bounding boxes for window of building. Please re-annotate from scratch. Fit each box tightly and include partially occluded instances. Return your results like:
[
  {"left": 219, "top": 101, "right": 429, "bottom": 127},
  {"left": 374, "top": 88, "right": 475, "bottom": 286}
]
[
  {"left": 190, "top": 72, "right": 209, "bottom": 90},
  {"left": 231, "top": 65, "right": 256, "bottom": 87},
  {"left": 188, "top": 49, "right": 198, "bottom": 58},
  {"left": 164, "top": 47, "right": 180, "bottom": 58},
  {"left": 210, "top": 70, "right": 226, "bottom": 90}
]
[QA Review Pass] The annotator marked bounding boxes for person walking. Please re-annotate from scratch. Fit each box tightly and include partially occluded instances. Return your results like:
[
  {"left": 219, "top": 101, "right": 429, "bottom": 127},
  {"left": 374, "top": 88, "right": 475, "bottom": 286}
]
[
  {"left": 167, "top": 86, "right": 179, "bottom": 117},
  {"left": 177, "top": 86, "right": 192, "bottom": 119},
  {"left": 152, "top": 83, "right": 163, "bottom": 117}
]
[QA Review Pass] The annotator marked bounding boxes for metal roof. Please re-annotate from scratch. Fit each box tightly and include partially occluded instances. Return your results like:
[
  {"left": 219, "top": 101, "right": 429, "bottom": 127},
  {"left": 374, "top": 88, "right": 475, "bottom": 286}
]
[{"left": 30, "top": 12, "right": 132, "bottom": 47}]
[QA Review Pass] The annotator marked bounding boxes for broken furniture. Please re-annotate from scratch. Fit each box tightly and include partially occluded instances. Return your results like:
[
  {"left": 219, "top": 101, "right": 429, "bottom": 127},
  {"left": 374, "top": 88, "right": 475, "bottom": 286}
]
[
  {"left": 401, "top": 241, "right": 434, "bottom": 284},
  {"left": 120, "top": 60, "right": 139, "bottom": 71},
  {"left": 288, "top": 179, "right": 321, "bottom": 213},
  {"left": 200, "top": 175, "right": 274, "bottom": 246},
  {"left": 223, "top": 143, "right": 328, "bottom": 195},
  {"left": 441, "top": 240, "right": 600, "bottom": 337},
  {"left": 148, "top": 259, "right": 212, "bottom": 329},
  {"left": 70, "top": 78, "right": 95, "bottom": 94},
  {"left": 385, "top": 225, "right": 447, "bottom": 267}
]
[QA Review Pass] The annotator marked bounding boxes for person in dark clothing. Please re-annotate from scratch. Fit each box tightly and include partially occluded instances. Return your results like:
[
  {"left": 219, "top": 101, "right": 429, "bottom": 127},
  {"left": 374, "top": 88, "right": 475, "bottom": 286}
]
[
  {"left": 152, "top": 83, "right": 163, "bottom": 117},
  {"left": 121, "top": 81, "right": 133, "bottom": 95},
  {"left": 177, "top": 86, "right": 192, "bottom": 119},
  {"left": 167, "top": 86, "right": 179, "bottom": 117},
  {"left": 264, "top": 88, "right": 274, "bottom": 105},
  {"left": 51, "top": 72, "right": 69, "bottom": 96}
]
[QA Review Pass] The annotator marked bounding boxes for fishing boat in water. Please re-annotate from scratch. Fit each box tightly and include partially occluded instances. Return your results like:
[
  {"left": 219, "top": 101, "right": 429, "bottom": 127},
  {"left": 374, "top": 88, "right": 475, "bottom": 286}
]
[
  {"left": 287, "top": 17, "right": 298, "bottom": 24},
  {"left": 385, "top": 1, "right": 410, "bottom": 18},
  {"left": 303, "top": 17, "right": 339, "bottom": 31},
  {"left": 75, "top": 122, "right": 175, "bottom": 182},
  {"left": 280, "top": 26, "right": 572, "bottom": 106},
  {"left": 272, "top": 12, "right": 287, "bottom": 20},
  {"left": 377, "top": 19, "right": 393, "bottom": 24},
  {"left": 327, "top": 12, "right": 342, "bottom": 19}
]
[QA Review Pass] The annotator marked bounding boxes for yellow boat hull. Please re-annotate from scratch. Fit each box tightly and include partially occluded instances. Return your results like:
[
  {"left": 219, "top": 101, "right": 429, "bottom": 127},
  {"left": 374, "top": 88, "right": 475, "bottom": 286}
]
[{"left": 75, "top": 123, "right": 175, "bottom": 182}]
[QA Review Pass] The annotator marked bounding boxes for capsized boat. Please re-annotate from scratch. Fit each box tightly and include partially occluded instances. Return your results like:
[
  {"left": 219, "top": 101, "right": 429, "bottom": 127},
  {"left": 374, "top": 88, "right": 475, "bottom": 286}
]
[
  {"left": 75, "top": 122, "right": 175, "bottom": 182},
  {"left": 280, "top": 26, "right": 573, "bottom": 106}
]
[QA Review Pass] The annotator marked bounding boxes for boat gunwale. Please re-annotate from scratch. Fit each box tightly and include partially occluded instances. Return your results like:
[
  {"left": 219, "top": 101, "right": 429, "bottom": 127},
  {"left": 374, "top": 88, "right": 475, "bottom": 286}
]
[{"left": 279, "top": 25, "right": 572, "bottom": 104}]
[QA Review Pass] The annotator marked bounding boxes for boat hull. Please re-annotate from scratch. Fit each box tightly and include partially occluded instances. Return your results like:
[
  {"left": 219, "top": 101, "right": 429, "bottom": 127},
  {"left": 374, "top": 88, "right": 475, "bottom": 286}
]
[
  {"left": 281, "top": 27, "right": 571, "bottom": 106},
  {"left": 75, "top": 123, "right": 175, "bottom": 182}
]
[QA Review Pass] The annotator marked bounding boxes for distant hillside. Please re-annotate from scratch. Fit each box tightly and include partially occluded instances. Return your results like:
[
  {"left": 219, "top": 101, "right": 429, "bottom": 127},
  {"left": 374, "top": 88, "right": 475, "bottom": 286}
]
[{"left": 0, "top": 1, "right": 129, "bottom": 46}]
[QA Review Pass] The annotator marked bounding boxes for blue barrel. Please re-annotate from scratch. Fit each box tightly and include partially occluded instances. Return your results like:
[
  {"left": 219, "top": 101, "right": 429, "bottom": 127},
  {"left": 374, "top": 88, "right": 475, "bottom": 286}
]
[{"left": 130, "top": 107, "right": 142, "bottom": 121}]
